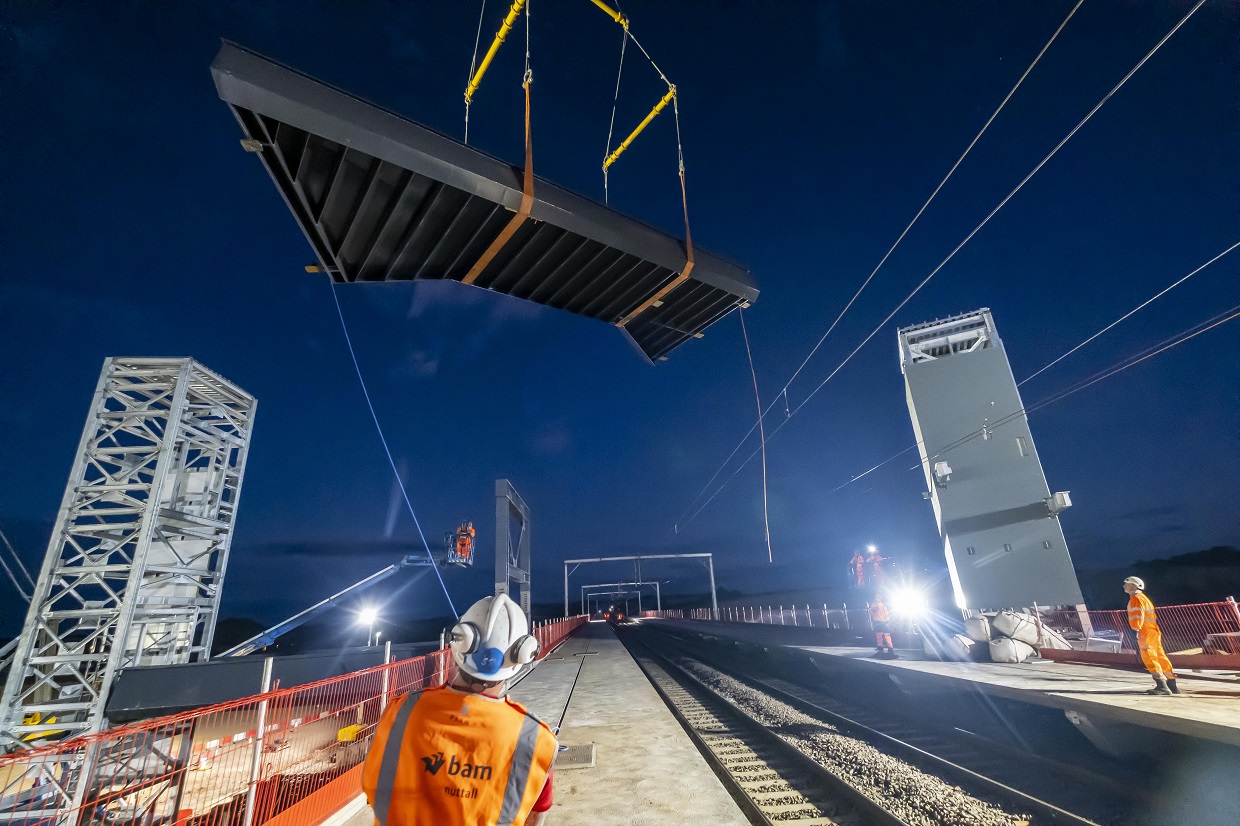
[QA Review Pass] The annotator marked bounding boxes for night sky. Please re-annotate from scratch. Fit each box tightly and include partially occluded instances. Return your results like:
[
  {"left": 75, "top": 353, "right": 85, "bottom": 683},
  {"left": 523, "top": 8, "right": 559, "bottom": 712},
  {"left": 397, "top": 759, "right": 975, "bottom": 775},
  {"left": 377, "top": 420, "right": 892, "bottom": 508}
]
[{"left": 2, "top": 1, "right": 1237, "bottom": 636}]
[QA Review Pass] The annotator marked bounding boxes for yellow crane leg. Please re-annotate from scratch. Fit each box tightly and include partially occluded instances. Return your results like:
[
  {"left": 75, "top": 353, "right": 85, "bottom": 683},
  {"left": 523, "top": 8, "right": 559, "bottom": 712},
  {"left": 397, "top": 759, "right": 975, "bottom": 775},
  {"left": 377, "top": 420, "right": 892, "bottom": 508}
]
[
  {"left": 603, "top": 86, "right": 676, "bottom": 171},
  {"left": 589, "top": 0, "right": 628, "bottom": 27},
  {"left": 465, "top": 0, "right": 528, "bottom": 105}
]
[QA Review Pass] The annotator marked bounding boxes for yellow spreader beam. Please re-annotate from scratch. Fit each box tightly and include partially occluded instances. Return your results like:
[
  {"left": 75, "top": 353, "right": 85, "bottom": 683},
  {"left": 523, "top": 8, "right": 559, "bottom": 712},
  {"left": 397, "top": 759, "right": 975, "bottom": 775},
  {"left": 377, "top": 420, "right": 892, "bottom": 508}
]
[
  {"left": 603, "top": 85, "right": 676, "bottom": 171},
  {"left": 464, "top": 0, "right": 528, "bottom": 105}
]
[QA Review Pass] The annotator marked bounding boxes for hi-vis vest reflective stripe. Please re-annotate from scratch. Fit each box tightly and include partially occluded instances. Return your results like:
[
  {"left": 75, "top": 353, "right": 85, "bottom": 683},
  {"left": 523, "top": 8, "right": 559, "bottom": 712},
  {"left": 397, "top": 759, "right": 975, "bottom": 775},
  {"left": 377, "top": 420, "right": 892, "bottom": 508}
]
[
  {"left": 363, "top": 686, "right": 557, "bottom": 826},
  {"left": 1127, "top": 592, "right": 1159, "bottom": 632}
]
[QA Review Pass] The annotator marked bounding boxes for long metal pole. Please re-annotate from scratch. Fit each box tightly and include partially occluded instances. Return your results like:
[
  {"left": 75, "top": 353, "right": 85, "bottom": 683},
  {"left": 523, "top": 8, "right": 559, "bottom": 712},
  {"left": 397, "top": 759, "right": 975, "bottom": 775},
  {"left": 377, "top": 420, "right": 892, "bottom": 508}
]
[
  {"left": 381, "top": 640, "right": 392, "bottom": 713},
  {"left": 563, "top": 564, "right": 569, "bottom": 619},
  {"left": 656, "top": 581, "right": 661, "bottom": 611},
  {"left": 707, "top": 556, "right": 718, "bottom": 619},
  {"left": 243, "top": 657, "right": 275, "bottom": 826}
]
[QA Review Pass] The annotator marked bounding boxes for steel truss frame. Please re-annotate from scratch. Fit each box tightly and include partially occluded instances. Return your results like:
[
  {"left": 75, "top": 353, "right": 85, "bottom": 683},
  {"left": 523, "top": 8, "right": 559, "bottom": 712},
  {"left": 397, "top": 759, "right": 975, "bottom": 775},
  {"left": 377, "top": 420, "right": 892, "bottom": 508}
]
[
  {"left": 580, "top": 581, "right": 661, "bottom": 614},
  {"left": 494, "top": 479, "right": 532, "bottom": 616},
  {"left": 563, "top": 554, "right": 716, "bottom": 619},
  {"left": 1, "top": 359, "right": 256, "bottom": 746}
]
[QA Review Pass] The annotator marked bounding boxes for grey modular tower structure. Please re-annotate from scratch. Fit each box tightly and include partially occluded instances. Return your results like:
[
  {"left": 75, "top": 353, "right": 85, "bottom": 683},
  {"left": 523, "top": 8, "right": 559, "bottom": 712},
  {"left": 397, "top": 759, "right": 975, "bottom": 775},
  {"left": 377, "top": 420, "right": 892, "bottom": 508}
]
[
  {"left": 494, "top": 479, "right": 532, "bottom": 616},
  {"left": 899, "top": 310, "right": 1084, "bottom": 612},
  {"left": 1, "top": 359, "right": 256, "bottom": 744}
]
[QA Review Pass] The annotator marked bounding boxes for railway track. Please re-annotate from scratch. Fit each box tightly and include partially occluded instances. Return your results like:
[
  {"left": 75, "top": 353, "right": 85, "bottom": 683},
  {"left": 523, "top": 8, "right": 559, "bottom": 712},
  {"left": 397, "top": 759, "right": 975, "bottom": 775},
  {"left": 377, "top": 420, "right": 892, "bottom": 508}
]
[
  {"left": 620, "top": 622, "right": 1113, "bottom": 826},
  {"left": 621, "top": 630, "right": 896, "bottom": 826},
  {"left": 645, "top": 625, "right": 1155, "bottom": 825}
]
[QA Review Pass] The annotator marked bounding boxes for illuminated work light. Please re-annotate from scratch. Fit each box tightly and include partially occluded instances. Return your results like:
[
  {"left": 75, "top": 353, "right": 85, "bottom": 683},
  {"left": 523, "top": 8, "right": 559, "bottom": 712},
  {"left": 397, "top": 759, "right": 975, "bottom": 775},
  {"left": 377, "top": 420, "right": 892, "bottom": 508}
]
[{"left": 888, "top": 587, "right": 929, "bottom": 618}]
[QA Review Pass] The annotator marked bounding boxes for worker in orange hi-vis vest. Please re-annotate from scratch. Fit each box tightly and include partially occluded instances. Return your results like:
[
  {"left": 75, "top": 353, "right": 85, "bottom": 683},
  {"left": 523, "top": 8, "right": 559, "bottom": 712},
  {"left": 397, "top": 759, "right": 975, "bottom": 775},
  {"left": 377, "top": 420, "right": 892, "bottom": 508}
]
[
  {"left": 455, "top": 522, "right": 475, "bottom": 560},
  {"left": 363, "top": 594, "right": 557, "bottom": 826},
  {"left": 849, "top": 551, "right": 866, "bottom": 588},
  {"left": 868, "top": 595, "right": 895, "bottom": 658},
  {"left": 1124, "top": 576, "right": 1178, "bottom": 696}
]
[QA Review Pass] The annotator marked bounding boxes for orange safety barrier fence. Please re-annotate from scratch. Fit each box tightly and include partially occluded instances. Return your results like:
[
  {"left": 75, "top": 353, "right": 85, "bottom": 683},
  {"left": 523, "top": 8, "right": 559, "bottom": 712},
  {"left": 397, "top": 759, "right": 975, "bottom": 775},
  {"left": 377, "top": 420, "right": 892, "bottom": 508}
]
[
  {"left": 0, "top": 616, "right": 587, "bottom": 826},
  {"left": 640, "top": 600, "right": 1240, "bottom": 667}
]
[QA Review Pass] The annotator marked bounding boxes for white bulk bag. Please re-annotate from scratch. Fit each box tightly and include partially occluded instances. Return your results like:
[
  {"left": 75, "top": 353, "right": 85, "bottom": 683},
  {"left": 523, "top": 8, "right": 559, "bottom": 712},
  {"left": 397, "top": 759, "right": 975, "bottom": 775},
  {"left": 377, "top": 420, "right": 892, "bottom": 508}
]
[
  {"left": 923, "top": 632, "right": 978, "bottom": 661},
  {"left": 989, "top": 636, "right": 1037, "bottom": 663},
  {"left": 964, "top": 615, "right": 991, "bottom": 643},
  {"left": 992, "top": 611, "right": 1040, "bottom": 645}
]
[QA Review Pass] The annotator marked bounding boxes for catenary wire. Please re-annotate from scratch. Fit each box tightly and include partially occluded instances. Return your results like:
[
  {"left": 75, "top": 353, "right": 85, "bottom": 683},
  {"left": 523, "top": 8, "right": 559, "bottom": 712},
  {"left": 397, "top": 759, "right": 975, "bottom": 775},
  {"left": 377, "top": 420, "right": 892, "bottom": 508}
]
[
  {"left": 830, "top": 238, "right": 1240, "bottom": 492},
  {"left": 673, "top": 0, "right": 1084, "bottom": 529},
  {"left": 1019, "top": 238, "right": 1240, "bottom": 386},
  {"left": 675, "top": 0, "right": 1207, "bottom": 530},
  {"left": 912, "top": 300, "right": 1240, "bottom": 472},
  {"left": 330, "top": 284, "right": 459, "bottom": 619}
]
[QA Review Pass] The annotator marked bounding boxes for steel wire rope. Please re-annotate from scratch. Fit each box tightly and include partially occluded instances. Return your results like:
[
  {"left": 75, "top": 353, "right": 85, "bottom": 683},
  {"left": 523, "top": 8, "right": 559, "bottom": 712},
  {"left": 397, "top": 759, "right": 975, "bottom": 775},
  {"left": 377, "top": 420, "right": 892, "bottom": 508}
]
[
  {"left": 739, "top": 308, "right": 773, "bottom": 562},
  {"left": 674, "top": 0, "right": 1208, "bottom": 530},
  {"left": 330, "top": 285, "right": 459, "bottom": 619},
  {"left": 464, "top": 0, "right": 488, "bottom": 144},
  {"left": 602, "top": 17, "right": 628, "bottom": 203},
  {"left": 672, "top": 0, "right": 1084, "bottom": 530},
  {"left": 828, "top": 238, "right": 1240, "bottom": 492}
]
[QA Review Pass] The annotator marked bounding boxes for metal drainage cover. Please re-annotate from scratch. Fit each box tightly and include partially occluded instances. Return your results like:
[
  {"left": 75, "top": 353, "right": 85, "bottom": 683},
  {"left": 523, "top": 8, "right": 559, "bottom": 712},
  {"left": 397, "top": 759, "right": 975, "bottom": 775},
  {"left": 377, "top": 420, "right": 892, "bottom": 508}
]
[{"left": 554, "top": 744, "right": 596, "bottom": 770}]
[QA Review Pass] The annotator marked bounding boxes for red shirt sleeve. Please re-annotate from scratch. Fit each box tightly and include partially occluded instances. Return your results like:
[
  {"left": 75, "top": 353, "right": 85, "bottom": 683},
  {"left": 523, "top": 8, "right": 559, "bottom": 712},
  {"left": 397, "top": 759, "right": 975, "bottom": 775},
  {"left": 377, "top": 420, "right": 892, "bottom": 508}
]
[{"left": 531, "top": 766, "right": 553, "bottom": 812}]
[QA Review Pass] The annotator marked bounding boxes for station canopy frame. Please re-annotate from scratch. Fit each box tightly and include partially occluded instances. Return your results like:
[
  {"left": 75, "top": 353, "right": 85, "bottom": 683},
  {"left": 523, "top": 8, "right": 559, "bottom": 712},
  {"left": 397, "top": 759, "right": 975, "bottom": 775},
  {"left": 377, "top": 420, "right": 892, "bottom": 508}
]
[{"left": 211, "top": 42, "right": 758, "bottom": 362}]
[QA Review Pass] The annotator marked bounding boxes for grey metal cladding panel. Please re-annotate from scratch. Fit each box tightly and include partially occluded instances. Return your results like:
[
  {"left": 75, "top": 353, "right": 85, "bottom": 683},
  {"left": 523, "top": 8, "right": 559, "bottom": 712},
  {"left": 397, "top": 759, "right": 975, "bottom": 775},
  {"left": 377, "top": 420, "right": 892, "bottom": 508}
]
[
  {"left": 950, "top": 519, "right": 1082, "bottom": 608},
  {"left": 211, "top": 42, "right": 756, "bottom": 301},
  {"left": 906, "top": 344, "right": 1050, "bottom": 521}
]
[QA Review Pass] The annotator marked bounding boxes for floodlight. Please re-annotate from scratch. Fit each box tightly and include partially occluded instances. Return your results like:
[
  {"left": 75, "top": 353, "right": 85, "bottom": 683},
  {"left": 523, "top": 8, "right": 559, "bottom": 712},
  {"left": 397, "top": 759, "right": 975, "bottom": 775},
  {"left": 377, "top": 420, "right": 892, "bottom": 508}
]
[
  {"left": 866, "top": 544, "right": 878, "bottom": 554},
  {"left": 888, "top": 587, "right": 929, "bottom": 618},
  {"left": 358, "top": 607, "right": 379, "bottom": 626}
]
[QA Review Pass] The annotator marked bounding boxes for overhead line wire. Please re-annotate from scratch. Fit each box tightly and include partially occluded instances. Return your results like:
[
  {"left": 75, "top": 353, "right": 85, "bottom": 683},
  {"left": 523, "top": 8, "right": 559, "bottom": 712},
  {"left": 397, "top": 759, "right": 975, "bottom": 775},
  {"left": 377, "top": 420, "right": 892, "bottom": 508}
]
[
  {"left": 330, "top": 285, "right": 459, "bottom": 619},
  {"left": 1018, "top": 238, "right": 1240, "bottom": 386},
  {"left": 829, "top": 238, "right": 1240, "bottom": 493},
  {"left": 675, "top": 0, "right": 1208, "bottom": 529},
  {"left": 911, "top": 300, "right": 1240, "bottom": 474},
  {"left": 673, "top": 0, "right": 1083, "bottom": 529}
]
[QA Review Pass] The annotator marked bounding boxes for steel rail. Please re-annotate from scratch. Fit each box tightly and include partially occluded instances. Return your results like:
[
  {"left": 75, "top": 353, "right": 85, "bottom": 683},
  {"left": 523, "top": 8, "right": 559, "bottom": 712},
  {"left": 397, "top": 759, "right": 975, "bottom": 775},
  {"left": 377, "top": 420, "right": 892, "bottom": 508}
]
[
  {"left": 619, "top": 627, "right": 908, "bottom": 826},
  {"left": 645, "top": 625, "right": 1112, "bottom": 826}
]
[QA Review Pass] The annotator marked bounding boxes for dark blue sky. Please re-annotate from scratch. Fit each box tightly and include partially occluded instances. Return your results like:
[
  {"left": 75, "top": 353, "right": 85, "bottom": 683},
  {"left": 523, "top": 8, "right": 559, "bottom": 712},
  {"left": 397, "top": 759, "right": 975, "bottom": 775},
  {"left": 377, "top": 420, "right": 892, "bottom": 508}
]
[{"left": 2, "top": 1, "right": 1237, "bottom": 632}]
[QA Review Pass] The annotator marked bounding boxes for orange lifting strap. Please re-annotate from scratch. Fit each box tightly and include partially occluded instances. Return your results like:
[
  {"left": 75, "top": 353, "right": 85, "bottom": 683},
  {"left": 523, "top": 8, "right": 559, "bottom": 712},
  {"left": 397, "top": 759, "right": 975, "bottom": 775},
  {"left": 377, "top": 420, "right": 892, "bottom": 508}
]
[
  {"left": 462, "top": 78, "right": 535, "bottom": 286},
  {"left": 618, "top": 166, "right": 693, "bottom": 327}
]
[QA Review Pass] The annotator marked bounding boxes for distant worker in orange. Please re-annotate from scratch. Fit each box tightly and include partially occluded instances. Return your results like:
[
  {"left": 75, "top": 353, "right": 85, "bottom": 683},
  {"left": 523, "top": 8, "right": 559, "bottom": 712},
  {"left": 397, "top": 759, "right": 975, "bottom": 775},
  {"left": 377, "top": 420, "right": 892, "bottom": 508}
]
[
  {"left": 849, "top": 550, "right": 866, "bottom": 588},
  {"left": 1124, "top": 576, "right": 1178, "bottom": 696},
  {"left": 869, "top": 594, "right": 895, "bottom": 658},
  {"left": 455, "top": 521, "right": 475, "bottom": 561},
  {"left": 362, "top": 594, "right": 556, "bottom": 825}
]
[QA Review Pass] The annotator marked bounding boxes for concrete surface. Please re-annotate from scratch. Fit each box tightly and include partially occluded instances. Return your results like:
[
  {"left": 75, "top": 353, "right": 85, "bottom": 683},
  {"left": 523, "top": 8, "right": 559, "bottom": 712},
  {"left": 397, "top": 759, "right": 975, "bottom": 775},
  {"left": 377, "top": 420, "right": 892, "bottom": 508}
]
[
  {"left": 508, "top": 621, "right": 747, "bottom": 826},
  {"left": 660, "top": 619, "right": 1240, "bottom": 748}
]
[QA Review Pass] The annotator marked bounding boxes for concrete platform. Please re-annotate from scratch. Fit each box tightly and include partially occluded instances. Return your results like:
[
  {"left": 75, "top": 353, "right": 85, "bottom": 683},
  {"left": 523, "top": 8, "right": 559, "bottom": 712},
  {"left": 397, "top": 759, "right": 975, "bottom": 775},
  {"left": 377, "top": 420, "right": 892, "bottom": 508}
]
[
  {"left": 658, "top": 618, "right": 1240, "bottom": 758},
  {"left": 507, "top": 621, "right": 746, "bottom": 825},
  {"left": 332, "top": 623, "right": 745, "bottom": 826}
]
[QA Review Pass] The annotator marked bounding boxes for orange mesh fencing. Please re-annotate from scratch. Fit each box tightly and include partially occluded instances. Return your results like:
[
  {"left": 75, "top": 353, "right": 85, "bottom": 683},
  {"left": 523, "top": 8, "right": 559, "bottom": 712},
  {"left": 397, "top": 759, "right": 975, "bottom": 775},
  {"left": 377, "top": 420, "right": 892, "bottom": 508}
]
[
  {"left": 1037, "top": 599, "right": 1240, "bottom": 657},
  {"left": 0, "top": 616, "right": 586, "bottom": 826}
]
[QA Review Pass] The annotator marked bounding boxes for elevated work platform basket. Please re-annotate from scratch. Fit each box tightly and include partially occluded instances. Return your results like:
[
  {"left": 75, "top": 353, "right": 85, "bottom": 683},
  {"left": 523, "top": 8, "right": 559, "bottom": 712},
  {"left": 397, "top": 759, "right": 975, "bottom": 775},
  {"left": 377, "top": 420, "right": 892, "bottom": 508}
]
[{"left": 211, "top": 43, "right": 757, "bottom": 361}]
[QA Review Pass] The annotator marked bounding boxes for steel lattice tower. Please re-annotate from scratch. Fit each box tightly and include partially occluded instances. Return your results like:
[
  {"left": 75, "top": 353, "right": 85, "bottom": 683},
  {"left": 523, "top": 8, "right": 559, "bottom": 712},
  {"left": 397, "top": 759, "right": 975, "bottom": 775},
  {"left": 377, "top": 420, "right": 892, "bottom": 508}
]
[{"left": 0, "top": 358, "right": 256, "bottom": 744}]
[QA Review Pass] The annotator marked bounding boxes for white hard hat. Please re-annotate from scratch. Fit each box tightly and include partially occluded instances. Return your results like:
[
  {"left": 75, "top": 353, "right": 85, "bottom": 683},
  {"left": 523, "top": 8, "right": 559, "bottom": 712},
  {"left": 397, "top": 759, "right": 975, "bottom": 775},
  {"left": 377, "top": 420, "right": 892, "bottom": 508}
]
[
  {"left": 1123, "top": 576, "right": 1145, "bottom": 590},
  {"left": 449, "top": 593, "right": 539, "bottom": 682}
]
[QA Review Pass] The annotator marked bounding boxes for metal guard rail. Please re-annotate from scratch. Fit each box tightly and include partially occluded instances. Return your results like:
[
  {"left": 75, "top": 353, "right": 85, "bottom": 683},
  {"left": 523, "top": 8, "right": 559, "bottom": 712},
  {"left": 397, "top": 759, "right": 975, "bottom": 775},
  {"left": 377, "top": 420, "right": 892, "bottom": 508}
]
[{"left": 0, "top": 616, "right": 588, "bottom": 826}]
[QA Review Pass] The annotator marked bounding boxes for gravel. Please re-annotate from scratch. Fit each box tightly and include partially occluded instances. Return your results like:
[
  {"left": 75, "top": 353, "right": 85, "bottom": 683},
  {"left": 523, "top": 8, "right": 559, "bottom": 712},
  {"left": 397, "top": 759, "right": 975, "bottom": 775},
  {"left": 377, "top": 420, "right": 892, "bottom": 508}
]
[{"left": 678, "top": 657, "right": 1035, "bottom": 826}]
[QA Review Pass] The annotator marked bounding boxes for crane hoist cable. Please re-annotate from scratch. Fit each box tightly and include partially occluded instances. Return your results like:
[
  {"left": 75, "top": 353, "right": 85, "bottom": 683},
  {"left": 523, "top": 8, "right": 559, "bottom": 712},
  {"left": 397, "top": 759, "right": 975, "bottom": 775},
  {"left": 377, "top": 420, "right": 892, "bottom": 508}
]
[{"left": 460, "top": 0, "right": 536, "bottom": 287}]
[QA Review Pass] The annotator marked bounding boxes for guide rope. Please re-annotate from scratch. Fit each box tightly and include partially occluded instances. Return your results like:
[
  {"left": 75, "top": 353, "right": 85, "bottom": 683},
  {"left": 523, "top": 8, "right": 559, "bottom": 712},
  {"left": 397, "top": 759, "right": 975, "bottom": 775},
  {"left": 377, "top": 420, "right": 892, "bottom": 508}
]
[
  {"left": 739, "top": 308, "right": 773, "bottom": 563},
  {"left": 331, "top": 285, "right": 459, "bottom": 619}
]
